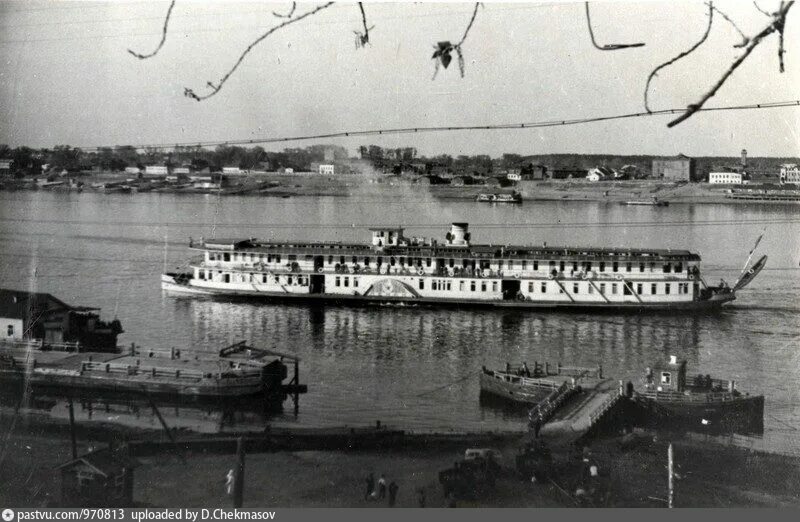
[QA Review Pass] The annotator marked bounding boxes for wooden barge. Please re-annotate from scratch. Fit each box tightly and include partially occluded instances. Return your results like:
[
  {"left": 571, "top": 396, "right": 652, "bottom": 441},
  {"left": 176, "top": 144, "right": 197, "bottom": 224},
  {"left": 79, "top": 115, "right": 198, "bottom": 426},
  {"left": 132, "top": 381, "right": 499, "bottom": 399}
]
[
  {"left": 479, "top": 362, "right": 602, "bottom": 404},
  {"left": 0, "top": 339, "right": 306, "bottom": 403}
]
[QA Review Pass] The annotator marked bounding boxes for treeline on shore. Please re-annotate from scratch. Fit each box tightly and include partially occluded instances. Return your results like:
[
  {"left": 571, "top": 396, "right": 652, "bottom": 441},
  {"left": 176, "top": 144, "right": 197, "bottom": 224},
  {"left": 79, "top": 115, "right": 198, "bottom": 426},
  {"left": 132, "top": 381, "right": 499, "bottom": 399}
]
[{"left": 0, "top": 142, "right": 796, "bottom": 178}]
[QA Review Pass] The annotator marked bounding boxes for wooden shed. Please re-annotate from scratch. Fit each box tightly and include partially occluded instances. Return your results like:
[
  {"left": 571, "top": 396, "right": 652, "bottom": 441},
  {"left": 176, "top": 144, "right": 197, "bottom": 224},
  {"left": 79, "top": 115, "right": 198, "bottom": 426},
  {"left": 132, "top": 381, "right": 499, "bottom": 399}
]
[{"left": 58, "top": 447, "right": 138, "bottom": 507}]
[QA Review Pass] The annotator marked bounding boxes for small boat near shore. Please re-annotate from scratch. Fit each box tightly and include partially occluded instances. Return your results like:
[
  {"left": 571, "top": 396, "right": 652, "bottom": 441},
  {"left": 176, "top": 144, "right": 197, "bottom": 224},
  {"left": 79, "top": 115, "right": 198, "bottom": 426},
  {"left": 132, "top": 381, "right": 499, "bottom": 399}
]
[
  {"left": 622, "top": 196, "right": 669, "bottom": 207},
  {"left": 635, "top": 356, "right": 764, "bottom": 433},
  {"left": 479, "top": 362, "right": 602, "bottom": 404},
  {"left": 0, "top": 339, "right": 306, "bottom": 402},
  {"left": 476, "top": 191, "right": 522, "bottom": 203}
]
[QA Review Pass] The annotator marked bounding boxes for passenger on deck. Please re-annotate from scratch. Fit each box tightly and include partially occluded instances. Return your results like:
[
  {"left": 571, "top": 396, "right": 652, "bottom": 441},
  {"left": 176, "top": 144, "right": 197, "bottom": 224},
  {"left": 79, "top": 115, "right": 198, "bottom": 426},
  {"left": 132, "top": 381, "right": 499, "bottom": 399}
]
[{"left": 522, "top": 362, "right": 531, "bottom": 378}]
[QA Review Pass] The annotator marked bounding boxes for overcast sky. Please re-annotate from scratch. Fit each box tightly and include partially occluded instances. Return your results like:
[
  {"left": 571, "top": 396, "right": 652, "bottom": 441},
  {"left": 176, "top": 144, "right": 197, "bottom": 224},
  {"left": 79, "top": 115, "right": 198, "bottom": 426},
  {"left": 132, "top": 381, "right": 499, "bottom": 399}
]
[{"left": 1, "top": 0, "right": 798, "bottom": 157}]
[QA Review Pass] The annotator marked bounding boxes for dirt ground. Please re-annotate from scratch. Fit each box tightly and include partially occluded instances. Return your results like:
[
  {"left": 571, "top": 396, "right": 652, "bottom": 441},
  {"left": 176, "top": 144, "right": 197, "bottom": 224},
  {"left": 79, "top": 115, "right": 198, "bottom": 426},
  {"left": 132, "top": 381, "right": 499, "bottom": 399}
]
[{"left": 2, "top": 424, "right": 799, "bottom": 508}]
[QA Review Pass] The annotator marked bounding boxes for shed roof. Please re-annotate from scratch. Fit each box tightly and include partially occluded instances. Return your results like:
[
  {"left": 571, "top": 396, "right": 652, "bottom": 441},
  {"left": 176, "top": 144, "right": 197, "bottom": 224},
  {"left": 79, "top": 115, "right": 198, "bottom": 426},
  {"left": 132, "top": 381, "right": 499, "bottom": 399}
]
[
  {"left": 0, "top": 289, "right": 74, "bottom": 320},
  {"left": 58, "top": 447, "right": 139, "bottom": 477}
]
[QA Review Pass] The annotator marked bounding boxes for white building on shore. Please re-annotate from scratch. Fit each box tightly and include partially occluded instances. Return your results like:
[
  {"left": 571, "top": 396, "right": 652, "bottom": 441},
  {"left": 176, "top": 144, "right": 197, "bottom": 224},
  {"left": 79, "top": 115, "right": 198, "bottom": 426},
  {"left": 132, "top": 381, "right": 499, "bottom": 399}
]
[
  {"left": 708, "top": 172, "right": 744, "bottom": 184},
  {"left": 780, "top": 164, "right": 800, "bottom": 185}
]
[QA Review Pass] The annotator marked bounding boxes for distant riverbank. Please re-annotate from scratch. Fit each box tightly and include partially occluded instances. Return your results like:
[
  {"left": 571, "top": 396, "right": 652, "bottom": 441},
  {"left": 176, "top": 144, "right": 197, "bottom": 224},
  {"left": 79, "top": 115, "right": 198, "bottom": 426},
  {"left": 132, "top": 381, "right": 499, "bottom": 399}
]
[{"left": 3, "top": 173, "right": 799, "bottom": 205}]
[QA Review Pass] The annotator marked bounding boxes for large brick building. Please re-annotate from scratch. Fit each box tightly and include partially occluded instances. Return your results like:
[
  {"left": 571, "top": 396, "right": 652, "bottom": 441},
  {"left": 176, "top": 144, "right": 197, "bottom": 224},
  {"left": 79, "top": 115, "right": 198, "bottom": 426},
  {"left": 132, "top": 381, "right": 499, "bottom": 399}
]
[{"left": 652, "top": 154, "right": 699, "bottom": 182}]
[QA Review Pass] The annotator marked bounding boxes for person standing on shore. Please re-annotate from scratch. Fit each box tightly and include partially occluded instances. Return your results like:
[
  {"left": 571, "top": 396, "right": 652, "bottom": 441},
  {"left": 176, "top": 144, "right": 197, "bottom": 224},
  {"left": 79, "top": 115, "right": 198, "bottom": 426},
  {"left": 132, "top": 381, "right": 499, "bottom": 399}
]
[
  {"left": 378, "top": 474, "right": 387, "bottom": 499},
  {"left": 365, "top": 473, "right": 375, "bottom": 500},
  {"left": 388, "top": 481, "right": 398, "bottom": 507}
]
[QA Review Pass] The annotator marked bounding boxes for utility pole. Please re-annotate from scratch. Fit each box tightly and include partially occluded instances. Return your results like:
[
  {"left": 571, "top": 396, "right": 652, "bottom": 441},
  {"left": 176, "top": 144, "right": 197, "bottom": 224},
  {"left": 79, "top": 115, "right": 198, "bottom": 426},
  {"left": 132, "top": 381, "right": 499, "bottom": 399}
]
[
  {"left": 233, "top": 437, "right": 245, "bottom": 508},
  {"left": 668, "top": 443, "right": 674, "bottom": 508},
  {"left": 67, "top": 396, "right": 78, "bottom": 459}
]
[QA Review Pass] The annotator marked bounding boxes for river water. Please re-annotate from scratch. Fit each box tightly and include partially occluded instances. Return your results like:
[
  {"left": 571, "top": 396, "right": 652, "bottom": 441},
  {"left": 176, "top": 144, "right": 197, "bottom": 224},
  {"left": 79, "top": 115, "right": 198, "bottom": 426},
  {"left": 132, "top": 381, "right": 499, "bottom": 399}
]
[{"left": 1, "top": 190, "right": 798, "bottom": 453}]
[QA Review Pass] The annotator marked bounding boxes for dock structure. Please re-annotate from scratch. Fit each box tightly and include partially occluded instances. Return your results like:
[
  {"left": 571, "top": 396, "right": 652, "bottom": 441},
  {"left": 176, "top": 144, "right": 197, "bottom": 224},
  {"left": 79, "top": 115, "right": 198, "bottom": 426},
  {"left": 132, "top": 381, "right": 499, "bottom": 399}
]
[{"left": 531, "top": 373, "right": 626, "bottom": 448}]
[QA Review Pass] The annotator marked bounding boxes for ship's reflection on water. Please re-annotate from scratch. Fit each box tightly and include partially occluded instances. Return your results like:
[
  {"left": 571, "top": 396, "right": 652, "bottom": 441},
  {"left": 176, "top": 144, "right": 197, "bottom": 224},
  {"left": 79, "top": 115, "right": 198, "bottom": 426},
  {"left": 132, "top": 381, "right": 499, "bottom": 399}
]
[
  {"left": 0, "top": 385, "right": 290, "bottom": 434},
  {"left": 160, "top": 297, "right": 722, "bottom": 433}
]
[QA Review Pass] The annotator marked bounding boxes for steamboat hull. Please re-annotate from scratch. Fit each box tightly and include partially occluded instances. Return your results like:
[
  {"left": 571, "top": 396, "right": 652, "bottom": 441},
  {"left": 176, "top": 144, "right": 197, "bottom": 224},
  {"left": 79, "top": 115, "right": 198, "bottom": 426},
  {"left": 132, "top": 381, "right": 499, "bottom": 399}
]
[
  {"left": 162, "top": 275, "right": 735, "bottom": 313},
  {"left": 636, "top": 394, "right": 765, "bottom": 434}
]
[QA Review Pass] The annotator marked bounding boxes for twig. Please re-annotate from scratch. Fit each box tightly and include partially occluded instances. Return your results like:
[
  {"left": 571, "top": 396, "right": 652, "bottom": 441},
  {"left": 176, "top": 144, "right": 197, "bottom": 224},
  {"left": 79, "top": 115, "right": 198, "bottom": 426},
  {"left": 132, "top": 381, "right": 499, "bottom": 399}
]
[
  {"left": 458, "top": 1, "right": 481, "bottom": 47},
  {"left": 645, "top": 2, "right": 714, "bottom": 113},
  {"left": 753, "top": 1, "right": 772, "bottom": 16},
  {"left": 127, "top": 0, "right": 176, "bottom": 60},
  {"left": 585, "top": 2, "right": 645, "bottom": 51},
  {"left": 354, "top": 2, "right": 374, "bottom": 49},
  {"left": 707, "top": 2, "right": 749, "bottom": 46},
  {"left": 184, "top": 2, "right": 336, "bottom": 102},
  {"left": 431, "top": 3, "right": 481, "bottom": 79},
  {"left": 273, "top": 2, "right": 296, "bottom": 19},
  {"left": 668, "top": 1, "right": 795, "bottom": 127}
]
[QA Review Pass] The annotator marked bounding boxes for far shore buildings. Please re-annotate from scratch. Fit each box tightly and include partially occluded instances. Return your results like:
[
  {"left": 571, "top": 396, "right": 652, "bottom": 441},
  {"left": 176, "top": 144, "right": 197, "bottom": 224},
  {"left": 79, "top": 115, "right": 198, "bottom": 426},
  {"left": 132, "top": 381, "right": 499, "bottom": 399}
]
[
  {"left": 780, "top": 164, "right": 800, "bottom": 185},
  {"left": 708, "top": 172, "right": 744, "bottom": 184},
  {"left": 651, "top": 154, "right": 699, "bottom": 182}
]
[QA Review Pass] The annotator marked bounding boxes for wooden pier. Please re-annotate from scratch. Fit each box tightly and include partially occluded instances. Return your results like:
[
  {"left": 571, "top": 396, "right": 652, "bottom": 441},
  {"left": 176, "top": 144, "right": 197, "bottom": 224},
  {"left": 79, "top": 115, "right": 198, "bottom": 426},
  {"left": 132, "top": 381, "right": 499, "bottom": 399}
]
[{"left": 534, "top": 376, "right": 626, "bottom": 448}]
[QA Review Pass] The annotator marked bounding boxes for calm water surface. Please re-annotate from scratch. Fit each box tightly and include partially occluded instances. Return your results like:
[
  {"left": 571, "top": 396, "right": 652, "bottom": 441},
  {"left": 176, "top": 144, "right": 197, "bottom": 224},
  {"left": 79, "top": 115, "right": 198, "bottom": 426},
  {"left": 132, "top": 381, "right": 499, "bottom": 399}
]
[{"left": 1, "top": 191, "right": 798, "bottom": 452}]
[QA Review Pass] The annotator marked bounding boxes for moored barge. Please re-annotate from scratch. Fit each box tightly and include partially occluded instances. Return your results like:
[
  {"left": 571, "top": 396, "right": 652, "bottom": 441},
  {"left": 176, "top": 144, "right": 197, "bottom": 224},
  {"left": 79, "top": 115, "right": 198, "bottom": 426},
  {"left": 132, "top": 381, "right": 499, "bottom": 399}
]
[
  {"left": 0, "top": 339, "right": 305, "bottom": 402},
  {"left": 162, "top": 222, "right": 766, "bottom": 312}
]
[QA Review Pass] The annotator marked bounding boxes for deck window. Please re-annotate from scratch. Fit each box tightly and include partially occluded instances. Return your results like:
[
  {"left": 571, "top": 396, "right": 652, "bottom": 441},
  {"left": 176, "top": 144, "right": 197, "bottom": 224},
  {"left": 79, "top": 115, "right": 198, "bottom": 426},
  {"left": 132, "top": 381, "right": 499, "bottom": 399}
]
[
  {"left": 541, "top": 282, "right": 547, "bottom": 293},
  {"left": 223, "top": 273, "right": 230, "bottom": 283},
  {"left": 481, "top": 282, "right": 487, "bottom": 292},
  {"left": 328, "top": 256, "right": 333, "bottom": 264},
  {"left": 262, "top": 274, "right": 267, "bottom": 283},
  {"left": 599, "top": 262, "right": 606, "bottom": 272},
  {"left": 449, "top": 258, "right": 455, "bottom": 268},
  {"left": 426, "top": 258, "right": 432, "bottom": 267},
  {"left": 7, "top": 325, "right": 13, "bottom": 337},
  {"left": 344, "top": 277, "right": 349, "bottom": 287},
  {"left": 223, "top": 253, "right": 230, "bottom": 262},
  {"left": 508, "top": 261, "right": 514, "bottom": 270},
  {"left": 390, "top": 257, "right": 396, "bottom": 266},
  {"left": 639, "top": 263, "right": 645, "bottom": 272},
  {"left": 528, "top": 282, "right": 534, "bottom": 292},
  {"left": 274, "top": 275, "right": 280, "bottom": 284},
  {"left": 492, "top": 282, "right": 498, "bottom": 292},
  {"left": 612, "top": 283, "right": 618, "bottom": 295},
  {"left": 549, "top": 261, "right": 556, "bottom": 269},
  {"left": 584, "top": 262, "right": 592, "bottom": 271},
  {"left": 665, "top": 283, "right": 671, "bottom": 295},
  {"left": 471, "top": 281, "right": 476, "bottom": 292},
  {"left": 573, "top": 262, "right": 579, "bottom": 271},
  {"left": 276, "top": 255, "right": 281, "bottom": 263},
  {"left": 600, "top": 283, "right": 606, "bottom": 294},
  {"left": 651, "top": 283, "right": 657, "bottom": 294},
  {"left": 459, "top": 281, "right": 465, "bottom": 291},
  {"left": 636, "top": 283, "right": 643, "bottom": 295},
  {"left": 675, "top": 263, "right": 683, "bottom": 273},
  {"left": 573, "top": 283, "right": 579, "bottom": 293},
  {"left": 287, "top": 276, "right": 293, "bottom": 285},
  {"left": 533, "top": 261, "right": 539, "bottom": 270},
  {"left": 661, "top": 372, "right": 672, "bottom": 385},
  {"left": 680, "top": 283, "right": 689, "bottom": 294},
  {"left": 522, "top": 260, "right": 528, "bottom": 270},
  {"left": 335, "top": 276, "right": 341, "bottom": 287},
  {"left": 663, "top": 263, "right": 671, "bottom": 273},
  {"left": 289, "top": 255, "right": 297, "bottom": 261},
  {"left": 419, "top": 279, "right": 424, "bottom": 290},
  {"left": 340, "top": 256, "right": 345, "bottom": 265},
  {"left": 612, "top": 262, "right": 619, "bottom": 272},
  {"left": 588, "top": 284, "right": 593, "bottom": 294},
  {"left": 559, "top": 261, "right": 565, "bottom": 272},
  {"left": 432, "top": 280, "right": 438, "bottom": 290}
]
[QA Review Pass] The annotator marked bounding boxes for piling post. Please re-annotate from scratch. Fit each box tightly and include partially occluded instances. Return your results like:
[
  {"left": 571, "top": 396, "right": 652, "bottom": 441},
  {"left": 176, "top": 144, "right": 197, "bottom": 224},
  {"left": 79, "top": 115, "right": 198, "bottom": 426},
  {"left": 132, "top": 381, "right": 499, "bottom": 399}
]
[
  {"left": 67, "top": 397, "right": 78, "bottom": 459},
  {"left": 668, "top": 443, "right": 674, "bottom": 508},
  {"left": 294, "top": 359, "right": 299, "bottom": 416},
  {"left": 233, "top": 437, "right": 245, "bottom": 508}
]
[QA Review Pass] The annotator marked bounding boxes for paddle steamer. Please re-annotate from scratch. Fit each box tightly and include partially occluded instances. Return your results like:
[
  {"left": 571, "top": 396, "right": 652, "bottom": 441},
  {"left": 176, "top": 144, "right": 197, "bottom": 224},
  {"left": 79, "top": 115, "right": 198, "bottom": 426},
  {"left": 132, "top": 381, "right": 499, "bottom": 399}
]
[{"left": 162, "top": 223, "right": 765, "bottom": 311}]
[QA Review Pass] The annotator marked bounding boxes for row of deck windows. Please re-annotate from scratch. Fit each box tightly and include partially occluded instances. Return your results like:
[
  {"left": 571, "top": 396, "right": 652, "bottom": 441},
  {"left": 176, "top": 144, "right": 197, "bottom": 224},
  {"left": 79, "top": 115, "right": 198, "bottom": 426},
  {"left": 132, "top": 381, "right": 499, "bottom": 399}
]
[
  {"left": 212, "top": 251, "right": 689, "bottom": 275},
  {"left": 198, "top": 270, "right": 309, "bottom": 286},
  {"left": 522, "top": 281, "right": 691, "bottom": 295},
  {"left": 334, "top": 276, "right": 360, "bottom": 288}
]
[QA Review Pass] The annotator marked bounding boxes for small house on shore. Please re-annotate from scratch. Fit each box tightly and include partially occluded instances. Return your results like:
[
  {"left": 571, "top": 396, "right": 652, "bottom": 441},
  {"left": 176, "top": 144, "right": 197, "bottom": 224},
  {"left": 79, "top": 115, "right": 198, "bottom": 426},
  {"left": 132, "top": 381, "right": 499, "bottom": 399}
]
[
  {"left": 0, "top": 289, "right": 122, "bottom": 351},
  {"left": 58, "top": 447, "right": 138, "bottom": 507}
]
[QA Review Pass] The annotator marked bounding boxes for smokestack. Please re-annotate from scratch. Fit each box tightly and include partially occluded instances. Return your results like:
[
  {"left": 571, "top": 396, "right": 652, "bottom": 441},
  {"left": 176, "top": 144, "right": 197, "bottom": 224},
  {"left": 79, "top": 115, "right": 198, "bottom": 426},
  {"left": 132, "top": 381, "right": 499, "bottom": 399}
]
[{"left": 741, "top": 149, "right": 747, "bottom": 169}]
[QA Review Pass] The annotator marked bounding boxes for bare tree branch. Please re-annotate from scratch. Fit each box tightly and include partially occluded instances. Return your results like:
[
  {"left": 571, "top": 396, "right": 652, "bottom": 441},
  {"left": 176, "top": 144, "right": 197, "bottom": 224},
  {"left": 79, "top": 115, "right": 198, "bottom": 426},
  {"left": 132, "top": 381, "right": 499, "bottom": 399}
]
[
  {"left": 184, "top": 2, "right": 336, "bottom": 102},
  {"left": 753, "top": 1, "right": 772, "bottom": 16},
  {"left": 645, "top": 2, "right": 714, "bottom": 113},
  {"left": 707, "top": 2, "right": 749, "bottom": 46},
  {"left": 354, "top": 2, "right": 374, "bottom": 49},
  {"left": 127, "top": 0, "right": 176, "bottom": 60},
  {"left": 432, "top": 3, "right": 481, "bottom": 79},
  {"left": 585, "top": 2, "right": 645, "bottom": 51},
  {"left": 668, "top": 0, "right": 794, "bottom": 127},
  {"left": 273, "top": 2, "right": 296, "bottom": 19}
]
